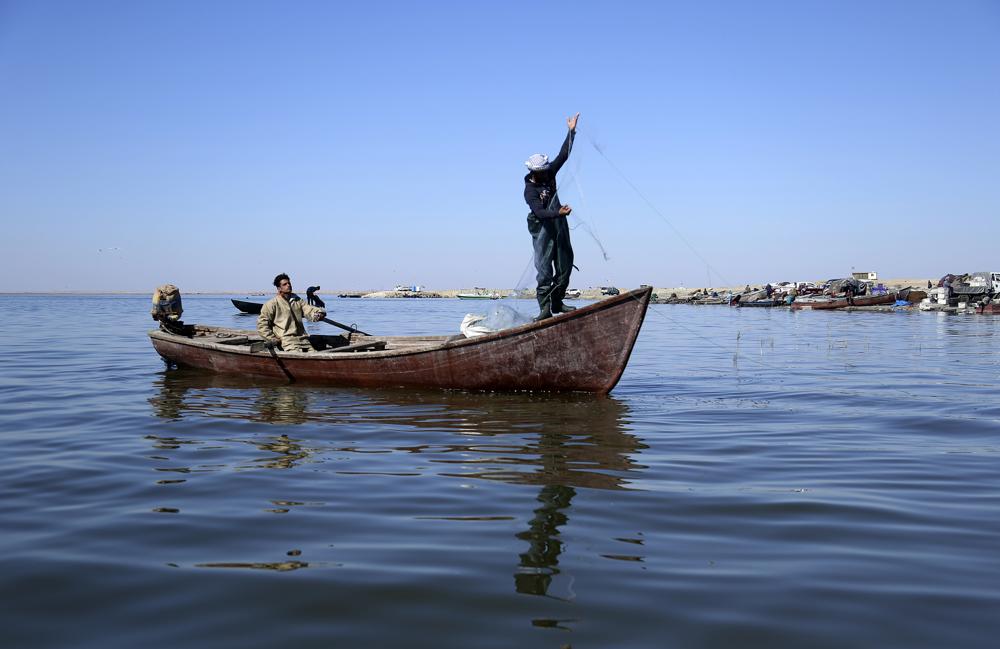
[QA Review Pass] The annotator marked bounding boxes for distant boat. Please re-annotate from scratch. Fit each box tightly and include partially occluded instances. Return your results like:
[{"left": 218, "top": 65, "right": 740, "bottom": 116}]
[
  {"left": 736, "top": 299, "right": 785, "bottom": 308},
  {"left": 150, "top": 287, "right": 653, "bottom": 394},
  {"left": 791, "top": 292, "right": 899, "bottom": 310},
  {"left": 232, "top": 298, "right": 264, "bottom": 314},
  {"left": 977, "top": 302, "right": 1000, "bottom": 314},
  {"left": 457, "top": 288, "right": 504, "bottom": 300}
]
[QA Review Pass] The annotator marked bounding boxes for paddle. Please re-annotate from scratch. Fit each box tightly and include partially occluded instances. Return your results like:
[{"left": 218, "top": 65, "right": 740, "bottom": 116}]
[
  {"left": 248, "top": 340, "right": 295, "bottom": 382},
  {"left": 321, "top": 317, "right": 370, "bottom": 336},
  {"left": 289, "top": 295, "right": 370, "bottom": 335}
]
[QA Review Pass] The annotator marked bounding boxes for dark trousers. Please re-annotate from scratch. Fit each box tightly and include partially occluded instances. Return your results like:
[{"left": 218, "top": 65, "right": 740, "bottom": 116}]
[{"left": 527, "top": 214, "right": 574, "bottom": 312}]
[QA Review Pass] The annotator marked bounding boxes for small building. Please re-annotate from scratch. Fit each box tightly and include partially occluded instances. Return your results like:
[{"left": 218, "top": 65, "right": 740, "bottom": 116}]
[{"left": 852, "top": 271, "right": 877, "bottom": 281}]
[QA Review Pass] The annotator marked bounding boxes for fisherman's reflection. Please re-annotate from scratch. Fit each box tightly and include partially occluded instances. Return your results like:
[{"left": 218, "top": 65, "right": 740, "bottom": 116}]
[
  {"left": 150, "top": 369, "right": 309, "bottom": 424},
  {"left": 150, "top": 370, "right": 313, "bottom": 469},
  {"left": 365, "top": 392, "right": 643, "bottom": 598},
  {"left": 502, "top": 398, "right": 640, "bottom": 598},
  {"left": 255, "top": 386, "right": 308, "bottom": 425},
  {"left": 515, "top": 484, "right": 575, "bottom": 596},
  {"left": 253, "top": 432, "right": 308, "bottom": 470}
]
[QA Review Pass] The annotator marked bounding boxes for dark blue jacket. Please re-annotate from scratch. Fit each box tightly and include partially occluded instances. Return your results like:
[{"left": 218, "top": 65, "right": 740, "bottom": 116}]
[{"left": 524, "top": 129, "right": 575, "bottom": 219}]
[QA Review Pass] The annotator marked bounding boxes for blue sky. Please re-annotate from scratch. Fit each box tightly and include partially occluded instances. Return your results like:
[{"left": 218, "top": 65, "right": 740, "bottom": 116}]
[{"left": 1, "top": 0, "right": 998, "bottom": 292}]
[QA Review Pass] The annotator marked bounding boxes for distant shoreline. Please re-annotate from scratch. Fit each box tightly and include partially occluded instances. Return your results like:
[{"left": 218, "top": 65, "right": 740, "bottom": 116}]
[{"left": 1, "top": 279, "right": 936, "bottom": 299}]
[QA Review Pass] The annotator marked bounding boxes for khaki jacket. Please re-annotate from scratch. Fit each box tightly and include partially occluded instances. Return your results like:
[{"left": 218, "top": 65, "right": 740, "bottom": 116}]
[{"left": 257, "top": 295, "right": 326, "bottom": 351}]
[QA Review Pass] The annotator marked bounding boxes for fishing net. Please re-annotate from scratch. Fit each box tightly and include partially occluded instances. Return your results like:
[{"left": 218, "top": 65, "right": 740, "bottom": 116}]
[{"left": 460, "top": 304, "right": 533, "bottom": 338}]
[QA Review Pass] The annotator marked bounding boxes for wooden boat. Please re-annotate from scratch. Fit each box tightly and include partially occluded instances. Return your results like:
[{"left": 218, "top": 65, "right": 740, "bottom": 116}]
[
  {"left": 232, "top": 298, "right": 264, "bottom": 314},
  {"left": 791, "top": 292, "right": 898, "bottom": 310},
  {"left": 150, "top": 286, "right": 652, "bottom": 394},
  {"left": 977, "top": 302, "right": 1000, "bottom": 314}
]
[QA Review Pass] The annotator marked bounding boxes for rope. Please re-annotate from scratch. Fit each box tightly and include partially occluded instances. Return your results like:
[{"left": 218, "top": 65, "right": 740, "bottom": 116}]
[{"left": 582, "top": 130, "right": 735, "bottom": 288}]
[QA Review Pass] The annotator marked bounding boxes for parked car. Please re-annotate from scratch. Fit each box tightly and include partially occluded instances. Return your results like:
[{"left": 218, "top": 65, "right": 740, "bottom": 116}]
[{"left": 601, "top": 286, "right": 620, "bottom": 296}]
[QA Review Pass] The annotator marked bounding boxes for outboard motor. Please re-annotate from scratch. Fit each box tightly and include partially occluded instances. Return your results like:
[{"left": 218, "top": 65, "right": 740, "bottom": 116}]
[{"left": 151, "top": 284, "right": 185, "bottom": 334}]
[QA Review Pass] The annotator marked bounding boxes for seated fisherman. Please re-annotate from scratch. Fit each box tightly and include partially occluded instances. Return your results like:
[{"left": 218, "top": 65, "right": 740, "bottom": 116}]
[{"left": 257, "top": 273, "right": 326, "bottom": 352}]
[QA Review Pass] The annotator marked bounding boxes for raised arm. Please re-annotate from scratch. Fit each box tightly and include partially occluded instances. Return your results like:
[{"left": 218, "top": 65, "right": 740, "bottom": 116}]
[{"left": 548, "top": 113, "right": 579, "bottom": 175}]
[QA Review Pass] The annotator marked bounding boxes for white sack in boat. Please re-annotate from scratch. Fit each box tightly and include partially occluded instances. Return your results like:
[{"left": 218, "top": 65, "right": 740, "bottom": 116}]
[{"left": 460, "top": 304, "right": 532, "bottom": 338}]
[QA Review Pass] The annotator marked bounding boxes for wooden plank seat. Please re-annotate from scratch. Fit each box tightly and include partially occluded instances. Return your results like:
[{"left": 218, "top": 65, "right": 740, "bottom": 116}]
[{"left": 213, "top": 336, "right": 252, "bottom": 345}]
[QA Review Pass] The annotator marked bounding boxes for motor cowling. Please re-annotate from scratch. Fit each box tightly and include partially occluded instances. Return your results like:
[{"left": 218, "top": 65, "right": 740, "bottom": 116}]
[{"left": 151, "top": 284, "right": 183, "bottom": 321}]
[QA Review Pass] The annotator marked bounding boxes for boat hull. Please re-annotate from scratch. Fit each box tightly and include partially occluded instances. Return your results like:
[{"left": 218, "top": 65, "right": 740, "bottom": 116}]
[
  {"left": 791, "top": 292, "right": 898, "bottom": 310},
  {"left": 231, "top": 298, "right": 264, "bottom": 314},
  {"left": 737, "top": 300, "right": 785, "bottom": 308},
  {"left": 152, "top": 287, "right": 652, "bottom": 394}
]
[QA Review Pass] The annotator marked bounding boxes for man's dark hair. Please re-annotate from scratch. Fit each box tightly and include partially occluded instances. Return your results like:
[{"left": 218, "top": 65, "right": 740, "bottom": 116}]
[{"left": 273, "top": 273, "right": 290, "bottom": 288}]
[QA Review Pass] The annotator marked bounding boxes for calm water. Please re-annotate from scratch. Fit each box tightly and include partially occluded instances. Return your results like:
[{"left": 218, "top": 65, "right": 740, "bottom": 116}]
[{"left": 2, "top": 295, "right": 999, "bottom": 648}]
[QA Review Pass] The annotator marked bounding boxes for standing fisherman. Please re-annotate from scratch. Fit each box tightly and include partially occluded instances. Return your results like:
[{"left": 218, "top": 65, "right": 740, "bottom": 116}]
[{"left": 524, "top": 112, "right": 580, "bottom": 321}]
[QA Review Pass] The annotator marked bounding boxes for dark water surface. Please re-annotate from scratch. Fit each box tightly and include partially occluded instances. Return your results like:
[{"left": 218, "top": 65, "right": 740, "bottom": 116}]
[{"left": 2, "top": 295, "right": 999, "bottom": 648}]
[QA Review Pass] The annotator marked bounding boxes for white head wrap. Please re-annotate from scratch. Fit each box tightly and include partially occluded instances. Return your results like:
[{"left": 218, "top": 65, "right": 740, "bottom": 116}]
[{"left": 525, "top": 153, "right": 550, "bottom": 171}]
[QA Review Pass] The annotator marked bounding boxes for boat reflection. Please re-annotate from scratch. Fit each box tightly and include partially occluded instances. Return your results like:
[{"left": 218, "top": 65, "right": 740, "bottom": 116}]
[
  {"left": 148, "top": 368, "right": 645, "bottom": 593},
  {"left": 149, "top": 368, "right": 645, "bottom": 488}
]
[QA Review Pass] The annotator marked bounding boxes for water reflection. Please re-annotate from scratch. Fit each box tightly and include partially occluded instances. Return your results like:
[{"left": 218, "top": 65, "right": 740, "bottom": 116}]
[
  {"left": 255, "top": 389, "right": 309, "bottom": 425},
  {"left": 148, "top": 368, "right": 646, "bottom": 595},
  {"left": 372, "top": 390, "right": 644, "bottom": 491},
  {"left": 515, "top": 484, "right": 575, "bottom": 597},
  {"left": 149, "top": 370, "right": 307, "bottom": 423},
  {"left": 253, "top": 434, "right": 310, "bottom": 470},
  {"left": 149, "top": 368, "right": 645, "bottom": 488}
]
